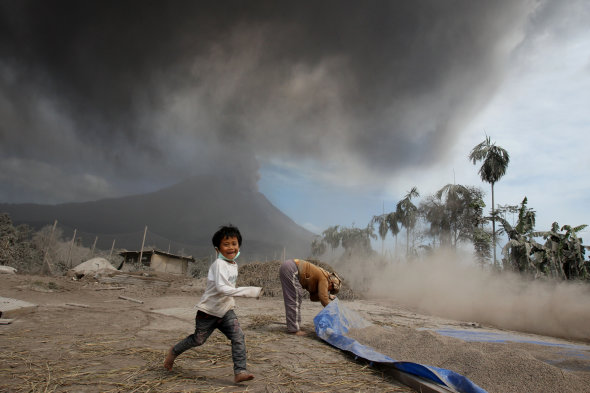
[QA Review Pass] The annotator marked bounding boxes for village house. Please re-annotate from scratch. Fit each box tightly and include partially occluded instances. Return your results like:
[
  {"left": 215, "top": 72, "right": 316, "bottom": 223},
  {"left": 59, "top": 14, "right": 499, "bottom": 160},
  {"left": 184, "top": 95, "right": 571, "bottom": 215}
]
[{"left": 119, "top": 249, "right": 195, "bottom": 275}]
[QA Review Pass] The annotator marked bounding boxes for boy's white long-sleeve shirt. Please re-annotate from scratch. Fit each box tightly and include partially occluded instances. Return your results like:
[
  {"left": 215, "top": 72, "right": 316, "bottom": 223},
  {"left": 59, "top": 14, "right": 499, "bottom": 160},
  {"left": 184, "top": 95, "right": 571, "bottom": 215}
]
[{"left": 196, "top": 258, "right": 262, "bottom": 318}]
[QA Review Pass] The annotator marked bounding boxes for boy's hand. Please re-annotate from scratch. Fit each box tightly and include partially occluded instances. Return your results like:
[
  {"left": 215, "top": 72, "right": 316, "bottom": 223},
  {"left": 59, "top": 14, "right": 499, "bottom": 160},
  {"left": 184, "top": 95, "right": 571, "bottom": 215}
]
[{"left": 329, "top": 294, "right": 336, "bottom": 301}]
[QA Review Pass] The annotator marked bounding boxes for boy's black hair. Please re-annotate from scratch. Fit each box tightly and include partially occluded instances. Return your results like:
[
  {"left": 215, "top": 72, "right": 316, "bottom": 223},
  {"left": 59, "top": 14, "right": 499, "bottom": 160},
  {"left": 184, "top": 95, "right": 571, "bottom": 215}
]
[{"left": 211, "top": 224, "right": 242, "bottom": 248}]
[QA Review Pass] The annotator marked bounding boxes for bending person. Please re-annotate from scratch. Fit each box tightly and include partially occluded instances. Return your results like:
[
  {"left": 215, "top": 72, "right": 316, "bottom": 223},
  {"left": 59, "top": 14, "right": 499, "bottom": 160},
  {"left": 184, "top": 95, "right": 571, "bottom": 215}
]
[{"left": 279, "top": 258, "right": 342, "bottom": 336}]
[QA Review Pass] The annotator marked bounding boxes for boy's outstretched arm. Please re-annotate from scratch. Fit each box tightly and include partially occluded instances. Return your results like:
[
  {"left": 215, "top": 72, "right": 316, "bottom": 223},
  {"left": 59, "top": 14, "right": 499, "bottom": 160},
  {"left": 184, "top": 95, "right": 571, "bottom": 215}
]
[{"left": 210, "top": 261, "right": 262, "bottom": 298}]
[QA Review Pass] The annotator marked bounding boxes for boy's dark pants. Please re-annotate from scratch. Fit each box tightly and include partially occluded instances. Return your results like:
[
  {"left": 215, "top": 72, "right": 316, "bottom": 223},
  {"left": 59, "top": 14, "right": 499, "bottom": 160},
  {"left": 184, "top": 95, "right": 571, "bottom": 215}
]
[{"left": 172, "top": 309, "right": 248, "bottom": 374}]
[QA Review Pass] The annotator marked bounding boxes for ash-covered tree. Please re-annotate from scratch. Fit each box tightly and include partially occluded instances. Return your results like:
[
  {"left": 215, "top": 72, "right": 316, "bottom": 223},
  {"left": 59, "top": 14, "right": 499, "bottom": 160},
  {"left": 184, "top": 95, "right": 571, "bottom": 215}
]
[
  {"left": 0, "top": 213, "right": 18, "bottom": 266},
  {"left": 0, "top": 213, "right": 43, "bottom": 273},
  {"left": 311, "top": 236, "right": 327, "bottom": 257},
  {"left": 472, "top": 227, "right": 492, "bottom": 267},
  {"left": 420, "top": 184, "right": 489, "bottom": 261},
  {"left": 339, "top": 224, "right": 377, "bottom": 257},
  {"left": 420, "top": 195, "right": 447, "bottom": 247},
  {"left": 321, "top": 225, "right": 341, "bottom": 254},
  {"left": 433, "top": 184, "right": 481, "bottom": 247},
  {"left": 470, "top": 197, "right": 492, "bottom": 266}
]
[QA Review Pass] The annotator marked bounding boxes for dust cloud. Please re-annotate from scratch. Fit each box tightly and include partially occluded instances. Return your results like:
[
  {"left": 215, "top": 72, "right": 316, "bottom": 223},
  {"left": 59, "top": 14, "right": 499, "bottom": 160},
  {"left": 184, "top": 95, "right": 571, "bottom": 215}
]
[{"left": 336, "top": 249, "right": 590, "bottom": 342}]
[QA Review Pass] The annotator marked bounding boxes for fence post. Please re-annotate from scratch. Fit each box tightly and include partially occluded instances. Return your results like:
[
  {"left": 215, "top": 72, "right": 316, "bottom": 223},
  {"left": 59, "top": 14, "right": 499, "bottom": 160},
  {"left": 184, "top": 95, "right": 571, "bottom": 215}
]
[
  {"left": 67, "top": 229, "right": 77, "bottom": 268},
  {"left": 90, "top": 236, "right": 98, "bottom": 256},
  {"left": 109, "top": 239, "right": 116, "bottom": 259},
  {"left": 42, "top": 220, "right": 57, "bottom": 274},
  {"left": 138, "top": 226, "right": 147, "bottom": 266}
]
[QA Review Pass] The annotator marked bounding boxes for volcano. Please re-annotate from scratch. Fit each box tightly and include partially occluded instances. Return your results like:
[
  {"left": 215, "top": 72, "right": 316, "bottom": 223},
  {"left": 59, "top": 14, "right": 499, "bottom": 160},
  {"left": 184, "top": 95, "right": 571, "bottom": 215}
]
[{"left": 0, "top": 175, "right": 315, "bottom": 261}]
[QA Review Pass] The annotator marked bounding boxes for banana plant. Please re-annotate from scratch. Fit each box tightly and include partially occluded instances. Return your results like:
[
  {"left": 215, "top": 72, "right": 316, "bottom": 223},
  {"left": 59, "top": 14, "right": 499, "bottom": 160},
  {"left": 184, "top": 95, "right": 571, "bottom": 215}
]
[
  {"left": 498, "top": 197, "right": 544, "bottom": 275},
  {"left": 535, "top": 223, "right": 589, "bottom": 280},
  {"left": 500, "top": 198, "right": 588, "bottom": 280}
]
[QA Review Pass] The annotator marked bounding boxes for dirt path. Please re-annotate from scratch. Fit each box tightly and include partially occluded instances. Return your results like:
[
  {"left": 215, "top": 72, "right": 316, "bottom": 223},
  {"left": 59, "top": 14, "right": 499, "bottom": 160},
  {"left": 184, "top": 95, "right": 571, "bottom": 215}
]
[
  {"left": 0, "top": 274, "right": 411, "bottom": 393},
  {"left": 2, "top": 273, "right": 590, "bottom": 393}
]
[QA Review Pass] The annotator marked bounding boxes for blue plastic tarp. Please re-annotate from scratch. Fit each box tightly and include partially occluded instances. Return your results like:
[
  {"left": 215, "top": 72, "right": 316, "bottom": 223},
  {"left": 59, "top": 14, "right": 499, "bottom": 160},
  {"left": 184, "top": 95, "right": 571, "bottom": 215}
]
[{"left": 313, "top": 299, "right": 488, "bottom": 393}]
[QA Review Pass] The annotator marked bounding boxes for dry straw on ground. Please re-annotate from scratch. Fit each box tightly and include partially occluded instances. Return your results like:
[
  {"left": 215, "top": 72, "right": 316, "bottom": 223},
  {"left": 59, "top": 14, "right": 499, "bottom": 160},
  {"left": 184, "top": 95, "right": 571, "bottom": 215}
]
[
  {"left": 0, "top": 271, "right": 409, "bottom": 393},
  {"left": 1, "top": 316, "right": 410, "bottom": 393}
]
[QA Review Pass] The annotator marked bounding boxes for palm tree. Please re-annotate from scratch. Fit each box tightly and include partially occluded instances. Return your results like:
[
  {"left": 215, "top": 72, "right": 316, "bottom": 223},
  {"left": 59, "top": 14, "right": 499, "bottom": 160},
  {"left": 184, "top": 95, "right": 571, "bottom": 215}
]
[
  {"left": 396, "top": 187, "right": 420, "bottom": 257},
  {"left": 469, "top": 136, "right": 510, "bottom": 269},
  {"left": 386, "top": 212, "right": 400, "bottom": 257},
  {"left": 370, "top": 214, "right": 389, "bottom": 255}
]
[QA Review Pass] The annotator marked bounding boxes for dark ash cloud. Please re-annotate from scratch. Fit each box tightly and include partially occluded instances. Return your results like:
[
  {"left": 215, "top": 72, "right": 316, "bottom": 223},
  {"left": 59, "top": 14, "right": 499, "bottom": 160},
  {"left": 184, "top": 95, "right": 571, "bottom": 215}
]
[{"left": 0, "top": 0, "right": 583, "bottom": 203}]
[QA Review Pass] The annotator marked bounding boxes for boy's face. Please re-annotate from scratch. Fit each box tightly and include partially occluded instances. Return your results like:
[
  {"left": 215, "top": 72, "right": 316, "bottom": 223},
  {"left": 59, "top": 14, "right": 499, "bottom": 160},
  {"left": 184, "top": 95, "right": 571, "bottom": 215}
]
[{"left": 217, "top": 236, "right": 240, "bottom": 260}]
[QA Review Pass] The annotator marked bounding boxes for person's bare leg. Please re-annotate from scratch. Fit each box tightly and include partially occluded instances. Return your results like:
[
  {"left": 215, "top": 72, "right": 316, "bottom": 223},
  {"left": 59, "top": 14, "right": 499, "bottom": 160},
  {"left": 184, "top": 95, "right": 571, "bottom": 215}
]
[
  {"left": 163, "top": 347, "right": 177, "bottom": 371},
  {"left": 234, "top": 371, "right": 254, "bottom": 383}
]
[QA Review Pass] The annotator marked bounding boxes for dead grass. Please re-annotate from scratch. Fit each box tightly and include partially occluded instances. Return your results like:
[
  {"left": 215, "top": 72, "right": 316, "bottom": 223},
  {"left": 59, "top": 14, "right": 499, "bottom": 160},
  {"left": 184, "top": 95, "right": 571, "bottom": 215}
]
[
  {"left": 0, "top": 267, "right": 410, "bottom": 393},
  {"left": 1, "top": 327, "right": 410, "bottom": 393}
]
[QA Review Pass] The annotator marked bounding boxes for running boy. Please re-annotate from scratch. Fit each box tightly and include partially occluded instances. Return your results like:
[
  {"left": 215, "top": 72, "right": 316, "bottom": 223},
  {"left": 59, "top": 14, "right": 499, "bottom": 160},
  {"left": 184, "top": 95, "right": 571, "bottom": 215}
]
[{"left": 164, "top": 225, "right": 262, "bottom": 384}]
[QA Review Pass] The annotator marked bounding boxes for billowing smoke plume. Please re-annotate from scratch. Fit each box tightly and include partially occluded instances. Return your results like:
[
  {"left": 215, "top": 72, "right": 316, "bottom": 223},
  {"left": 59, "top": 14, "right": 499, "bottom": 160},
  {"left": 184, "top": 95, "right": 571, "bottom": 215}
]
[{"left": 0, "top": 0, "right": 585, "bottom": 203}]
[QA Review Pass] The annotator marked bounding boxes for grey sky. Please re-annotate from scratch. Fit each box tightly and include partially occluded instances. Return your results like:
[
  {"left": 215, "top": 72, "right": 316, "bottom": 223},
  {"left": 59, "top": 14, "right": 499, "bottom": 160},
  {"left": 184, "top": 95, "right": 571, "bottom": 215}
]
[{"left": 1, "top": 1, "right": 588, "bottom": 237}]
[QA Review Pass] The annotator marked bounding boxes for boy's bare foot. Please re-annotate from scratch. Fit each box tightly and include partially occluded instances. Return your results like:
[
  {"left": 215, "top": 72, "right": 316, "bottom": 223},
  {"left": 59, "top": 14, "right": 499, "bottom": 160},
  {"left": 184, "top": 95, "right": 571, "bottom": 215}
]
[
  {"left": 292, "top": 330, "right": 307, "bottom": 336},
  {"left": 163, "top": 347, "right": 176, "bottom": 371},
  {"left": 234, "top": 372, "right": 254, "bottom": 383}
]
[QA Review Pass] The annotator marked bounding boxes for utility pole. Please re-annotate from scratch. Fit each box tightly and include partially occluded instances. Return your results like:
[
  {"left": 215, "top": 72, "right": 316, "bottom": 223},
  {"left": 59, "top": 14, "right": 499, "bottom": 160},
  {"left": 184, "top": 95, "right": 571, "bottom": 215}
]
[
  {"left": 138, "top": 226, "right": 147, "bottom": 266},
  {"left": 382, "top": 200, "right": 385, "bottom": 255},
  {"left": 67, "top": 229, "right": 77, "bottom": 268}
]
